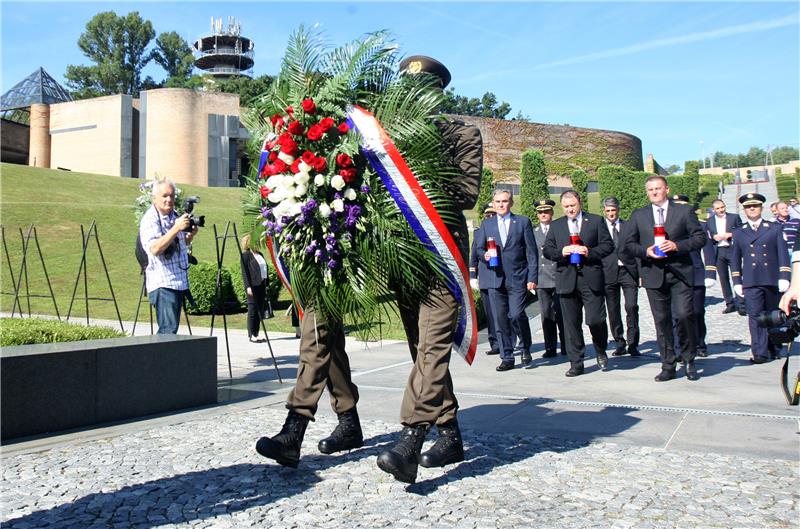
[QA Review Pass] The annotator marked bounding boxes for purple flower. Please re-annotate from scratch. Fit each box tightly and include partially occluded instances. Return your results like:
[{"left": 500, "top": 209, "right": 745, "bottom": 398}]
[
  {"left": 314, "top": 249, "right": 323, "bottom": 259},
  {"left": 305, "top": 241, "right": 317, "bottom": 255},
  {"left": 327, "top": 259, "right": 338, "bottom": 270},
  {"left": 260, "top": 206, "right": 271, "bottom": 217},
  {"left": 285, "top": 234, "right": 294, "bottom": 242},
  {"left": 345, "top": 205, "right": 361, "bottom": 228},
  {"left": 360, "top": 184, "right": 371, "bottom": 193}
]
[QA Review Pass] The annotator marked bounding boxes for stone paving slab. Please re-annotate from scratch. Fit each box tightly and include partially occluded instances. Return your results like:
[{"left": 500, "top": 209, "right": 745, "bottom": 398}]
[{"left": 1, "top": 406, "right": 797, "bottom": 529}]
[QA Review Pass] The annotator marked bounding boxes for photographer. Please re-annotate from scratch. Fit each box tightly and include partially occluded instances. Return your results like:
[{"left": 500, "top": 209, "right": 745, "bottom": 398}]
[
  {"left": 779, "top": 237, "right": 800, "bottom": 315},
  {"left": 139, "top": 179, "right": 198, "bottom": 334}
]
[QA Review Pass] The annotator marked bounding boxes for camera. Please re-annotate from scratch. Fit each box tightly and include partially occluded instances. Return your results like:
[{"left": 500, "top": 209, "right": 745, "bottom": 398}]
[
  {"left": 183, "top": 196, "right": 205, "bottom": 232},
  {"left": 756, "top": 304, "right": 800, "bottom": 345}
]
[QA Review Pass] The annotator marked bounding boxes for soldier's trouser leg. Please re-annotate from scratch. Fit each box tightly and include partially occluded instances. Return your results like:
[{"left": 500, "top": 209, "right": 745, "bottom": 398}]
[
  {"left": 286, "top": 307, "right": 359, "bottom": 420},
  {"left": 538, "top": 287, "right": 559, "bottom": 354},
  {"left": 745, "top": 286, "right": 780, "bottom": 359},
  {"left": 399, "top": 286, "right": 459, "bottom": 427}
]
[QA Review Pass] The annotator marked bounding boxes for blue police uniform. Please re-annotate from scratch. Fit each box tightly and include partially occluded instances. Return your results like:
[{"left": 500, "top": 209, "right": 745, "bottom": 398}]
[{"left": 731, "top": 214, "right": 791, "bottom": 361}]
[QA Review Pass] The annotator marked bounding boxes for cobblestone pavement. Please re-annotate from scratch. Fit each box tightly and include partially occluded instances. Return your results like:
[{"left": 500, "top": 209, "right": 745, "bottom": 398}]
[{"left": 2, "top": 406, "right": 797, "bottom": 529}]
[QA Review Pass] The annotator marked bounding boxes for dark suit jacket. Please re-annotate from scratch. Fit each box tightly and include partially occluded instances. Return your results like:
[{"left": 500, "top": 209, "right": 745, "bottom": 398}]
[
  {"left": 692, "top": 221, "right": 717, "bottom": 286},
  {"left": 542, "top": 212, "right": 613, "bottom": 295},
  {"left": 600, "top": 218, "right": 639, "bottom": 285},
  {"left": 620, "top": 201, "right": 707, "bottom": 288},
  {"left": 469, "top": 226, "right": 496, "bottom": 287},
  {"left": 240, "top": 250, "right": 267, "bottom": 289},
  {"left": 472, "top": 213, "right": 538, "bottom": 290},
  {"left": 706, "top": 212, "right": 742, "bottom": 257}
]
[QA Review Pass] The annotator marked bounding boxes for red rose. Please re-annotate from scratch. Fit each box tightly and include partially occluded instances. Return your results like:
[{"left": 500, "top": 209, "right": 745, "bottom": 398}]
[
  {"left": 268, "top": 151, "right": 278, "bottom": 162},
  {"left": 270, "top": 114, "right": 284, "bottom": 129},
  {"left": 278, "top": 134, "right": 299, "bottom": 156},
  {"left": 301, "top": 150, "right": 316, "bottom": 164},
  {"left": 260, "top": 186, "right": 270, "bottom": 199},
  {"left": 290, "top": 158, "right": 302, "bottom": 174},
  {"left": 337, "top": 122, "right": 350, "bottom": 134},
  {"left": 336, "top": 153, "right": 352, "bottom": 167},
  {"left": 319, "top": 117, "right": 335, "bottom": 132},
  {"left": 340, "top": 168, "right": 357, "bottom": 183},
  {"left": 273, "top": 159, "right": 289, "bottom": 174},
  {"left": 287, "top": 121, "right": 304, "bottom": 136},
  {"left": 307, "top": 124, "right": 324, "bottom": 141},
  {"left": 301, "top": 98, "right": 316, "bottom": 114},
  {"left": 312, "top": 156, "right": 327, "bottom": 173},
  {"left": 286, "top": 105, "right": 294, "bottom": 116}
]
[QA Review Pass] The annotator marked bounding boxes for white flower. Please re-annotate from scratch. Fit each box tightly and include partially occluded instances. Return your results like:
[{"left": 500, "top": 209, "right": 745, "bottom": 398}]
[
  {"left": 294, "top": 183, "right": 308, "bottom": 197},
  {"left": 268, "top": 188, "right": 284, "bottom": 204},
  {"left": 343, "top": 188, "right": 357, "bottom": 201},
  {"left": 332, "top": 198, "right": 344, "bottom": 212},
  {"left": 294, "top": 172, "right": 310, "bottom": 185},
  {"left": 265, "top": 175, "right": 283, "bottom": 190},
  {"left": 319, "top": 203, "right": 331, "bottom": 218},
  {"left": 289, "top": 200, "right": 302, "bottom": 216},
  {"left": 277, "top": 151, "right": 295, "bottom": 165},
  {"left": 299, "top": 160, "right": 312, "bottom": 173},
  {"left": 314, "top": 174, "right": 325, "bottom": 187},
  {"left": 331, "top": 174, "right": 346, "bottom": 191}
]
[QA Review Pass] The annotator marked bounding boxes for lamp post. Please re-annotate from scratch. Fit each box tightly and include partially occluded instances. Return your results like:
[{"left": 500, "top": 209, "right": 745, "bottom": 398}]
[{"left": 700, "top": 140, "right": 705, "bottom": 169}]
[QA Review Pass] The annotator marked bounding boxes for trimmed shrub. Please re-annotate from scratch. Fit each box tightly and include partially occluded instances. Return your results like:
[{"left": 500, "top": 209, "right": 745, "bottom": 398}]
[
  {"left": 0, "top": 317, "right": 125, "bottom": 346},
  {"left": 775, "top": 170, "right": 796, "bottom": 201},
  {"left": 519, "top": 150, "right": 549, "bottom": 221},
  {"left": 597, "top": 166, "right": 649, "bottom": 219},
  {"left": 475, "top": 167, "right": 495, "bottom": 214},
  {"left": 187, "top": 261, "right": 237, "bottom": 314},
  {"left": 570, "top": 168, "right": 589, "bottom": 208}
]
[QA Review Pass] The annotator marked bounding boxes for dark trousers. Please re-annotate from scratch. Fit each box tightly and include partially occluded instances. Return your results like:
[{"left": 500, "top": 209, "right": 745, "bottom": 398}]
[
  {"left": 645, "top": 270, "right": 696, "bottom": 370},
  {"left": 246, "top": 281, "right": 268, "bottom": 338},
  {"left": 480, "top": 288, "right": 499, "bottom": 353},
  {"left": 538, "top": 287, "right": 565, "bottom": 355},
  {"left": 744, "top": 285, "right": 781, "bottom": 360},
  {"left": 716, "top": 247, "right": 742, "bottom": 308},
  {"left": 604, "top": 267, "right": 640, "bottom": 349},
  {"left": 488, "top": 286, "right": 532, "bottom": 362},
  {"left": 398, "top": 286, "right": 459, "bottom": 427},
  {"left": 559, "top": 275, "right": 608, "bottom": 369},
  {"left": 286, "top": 307, "right": 359, "bottom": 419},
  {"left": 674, "top": 286, "right": 707, "bottom": 358}
]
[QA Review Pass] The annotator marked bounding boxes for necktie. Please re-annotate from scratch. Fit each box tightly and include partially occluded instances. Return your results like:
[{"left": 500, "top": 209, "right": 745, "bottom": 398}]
[
  {"left": 658, "top": 207, "right": 665, "bottom": 225},
  {"left": 499, "top": 217, "right": 508, "bottom": 246},
  {"left": 572, "top": 218, "right": 579, "bottom": 235},
  {"left": 611, "top": 222, "right": 619, "bottom": 247},
  {"left": 542, "top": 224, "right": 548, "bottom": 237},
  {"left": 752, "top": 223, "right": 759, "bottom": 232}
]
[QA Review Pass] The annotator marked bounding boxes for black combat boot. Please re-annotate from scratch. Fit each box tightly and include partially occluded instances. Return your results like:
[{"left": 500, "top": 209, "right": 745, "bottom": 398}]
[
  {"left": 318, "top": 407, "right": 364, "bottom": 454},
  {"left": 419, "top": 420, "right": 464, "bottom": 468},
  {"left": 255, "top": 410, "right": 309, "bottom": 468},
  {"left": 376, "top": 424, "right": 428, "bottom": 484}
]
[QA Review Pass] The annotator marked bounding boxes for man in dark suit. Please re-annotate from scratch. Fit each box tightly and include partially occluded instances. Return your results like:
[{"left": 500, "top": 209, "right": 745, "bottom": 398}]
[
  {"left": 730, "top": 192, "right": 791, "bottom": 363},
  {"left": 472, "top": 189, "right": 539, "bottom": 371},
  {"left": 532, "top": 199, "right": 566, "bottom": 358},
  {"left": 707, "top": 199, "right": 743, "bottom": 314},
  {"left": 542, "top": 190, "right": 614, "bottom": 377},
  {"left": 619, "top": 176, "right": 707, "bottom": 381},
  {"left": 470, "top": 204, "right": 500, "bottom": 356},
  {"left": 600, "top": 196, "right": 641, "bottom": 357},
  {"left": 671, "top": 194, "right": 717, "bottom": 360}
]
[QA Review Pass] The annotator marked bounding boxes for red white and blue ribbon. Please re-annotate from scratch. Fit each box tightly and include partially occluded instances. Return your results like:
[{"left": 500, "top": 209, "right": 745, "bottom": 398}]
[{"left": 347, "top": 104, "right": 477, "bottom": 365}]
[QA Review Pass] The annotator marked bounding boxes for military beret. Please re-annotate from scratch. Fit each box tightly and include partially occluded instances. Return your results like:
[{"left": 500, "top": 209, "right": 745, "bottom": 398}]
[
  {"left": 671, "top": 194, "right": 690, "bottom": 204},
  {"left": 399, "top": 55, "right": 452, "bottom": 88},
  {"left": 739, "top": 192, "right": 766, "bottom": 206},
  {"left": 534, "top": 199, "right": 556, "bottom": 212}
]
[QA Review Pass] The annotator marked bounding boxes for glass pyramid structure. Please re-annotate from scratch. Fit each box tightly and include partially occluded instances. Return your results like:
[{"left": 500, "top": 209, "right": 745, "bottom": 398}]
[{"left": 0, "top": 67, "right": 72, "bottom": 124}]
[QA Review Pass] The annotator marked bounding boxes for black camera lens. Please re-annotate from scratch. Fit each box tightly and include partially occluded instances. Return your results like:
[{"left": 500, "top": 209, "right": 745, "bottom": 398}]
[{"left": 756, "top": 309, "right": 787, "bottom": 328}]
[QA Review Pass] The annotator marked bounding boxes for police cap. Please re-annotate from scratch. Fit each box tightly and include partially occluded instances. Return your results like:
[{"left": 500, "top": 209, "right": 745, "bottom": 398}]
[
  {"left": 534, "top": 199, "right": 556, "bottom": 212},
  {"left": 483, "top": 204, "right": 496, "bottom": 215},
  {"left": 738, "top": 192, "right": 766, "bottom": 207},
  {"left": 671, "top": 194, "right": 690, "bottom": 204},
  {"left": 399, "top": 55, "right": 452, "bottom": 89}
]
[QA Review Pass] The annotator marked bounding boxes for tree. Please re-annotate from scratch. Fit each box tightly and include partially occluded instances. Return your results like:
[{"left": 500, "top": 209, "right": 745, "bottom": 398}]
[
  {"left": 772, "top": 146, "right": 799, "bottom": 164},
  {"left": 151, "top": 31, "right": 194, "bottom": 86},
  {"left": 211, "top": 75, "right": 275, "bottom": 107},
  {"left": 665, "top": 164, "right": 681, "bottom": 175},
  {"left": 518, "top": 150, "right": 549, "bottom": 221},
  {"left": 475, "top": 167, "right": 495, "bottom": 215},
  {"left": 65, "top": 11, "right": 155, "bottom": 98},
  {"left": 570, "top": 168, "right": 589, "bottom": 208},
  {"left": 439, "top": 89, "right": 512, "bottom": 119}
]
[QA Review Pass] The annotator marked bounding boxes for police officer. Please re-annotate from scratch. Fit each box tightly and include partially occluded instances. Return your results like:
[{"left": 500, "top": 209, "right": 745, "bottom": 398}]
[
  {"left": 532, "top": 199, "right": 566, "bottom": 358},
  {"left": 671, "top": 194, "right": 716, "bottom": 360},
  {"left": 730, "top": 193, "right": 791, "bottom": 363},
  {"left": 470, "top": 204, "right": 501, "bottom": 356}
]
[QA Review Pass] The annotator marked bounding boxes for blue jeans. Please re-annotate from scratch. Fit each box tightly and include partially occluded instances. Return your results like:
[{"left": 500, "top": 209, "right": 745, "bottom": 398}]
[{"left": 148, "top": 288, "right": 184, "bottom": 334}]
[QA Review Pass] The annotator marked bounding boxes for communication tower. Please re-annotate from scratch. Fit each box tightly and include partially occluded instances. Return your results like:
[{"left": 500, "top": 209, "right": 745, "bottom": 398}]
[{"left": 193, "top": 16, "right": 254, "bottom": 78}]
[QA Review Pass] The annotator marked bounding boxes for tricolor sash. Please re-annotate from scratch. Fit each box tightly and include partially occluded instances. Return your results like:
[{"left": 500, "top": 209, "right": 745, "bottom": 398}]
[{"left": 347, "top": 104, "right": 477, "bottom": 365}]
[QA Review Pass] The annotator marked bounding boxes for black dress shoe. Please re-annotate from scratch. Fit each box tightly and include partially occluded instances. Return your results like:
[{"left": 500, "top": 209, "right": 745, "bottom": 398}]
[
  {"left": 522, "top": 351, "right": 532, "bottom": 365},
  {"left": 684, "top": 362, "right": 699, "bottom": 381},
  {"left": 695, "top": 348, "right": 708, "bottom": 358},
  {"left": 612, "top": 346, "right": 627, "bottom": 356},
  {"left": 565, "top": 365, "right": 584, "bottom": 377},
  {"left": 485, "top": 349, "right": 500, "bottom": 356},
  {"left": 596, "top": 352, "right": 609, "bottom": 371},
  {"left": 496, "top": 360, "right": 515, "bottom": 372},
  {"left": 654, "top": 369, "right": 676, "bottom": 382},
  {"left": 737, "top": 307, "right": 748, "bottom": 316},
  {"left": 628, "top": 348, "right": 642, "bottom": 357},
  {"left": 542, "top": 350, "right": 557, "bottom": 358},
  {"left": 722, "top": 305, "right": 737, "bottom": 314},
  {"left": 749, "top": 356, "right": 770, "bottom": 364}
]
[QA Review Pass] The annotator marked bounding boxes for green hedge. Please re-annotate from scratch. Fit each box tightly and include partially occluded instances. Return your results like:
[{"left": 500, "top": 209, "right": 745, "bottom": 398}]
[
  {"left": 597, "top": 165, "right": 650, "bottom": 219},
  {"left": 187, "top": 261, "right": 237, "bottom": 314},
  {"left": 475, "top": 167, "right": 495, "bottom": 215},
  {"left": 776, "top": 171, "right": 796, "bottom": 201},
  {"left": 0, "top": 317, "right": 125, "bottom": 346},
  {"left": 570, "top": 168, "right": 589, "bottom": 207},
  {"left": 519, "top": 150, "right": 549, "bottom": 221}
]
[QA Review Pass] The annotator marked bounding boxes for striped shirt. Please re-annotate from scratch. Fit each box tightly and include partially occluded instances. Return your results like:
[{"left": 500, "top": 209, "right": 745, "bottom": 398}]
[
  {"left": 776, "top": 217, "right": 800, "bottom": 256},
  {"left": 139, "top": 205, "right": 189, "bottom": 293}
]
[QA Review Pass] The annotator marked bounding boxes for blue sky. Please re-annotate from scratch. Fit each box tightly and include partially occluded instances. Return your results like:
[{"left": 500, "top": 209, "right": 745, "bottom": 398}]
[{"left": 2, "top": 1, "right": 798, "bottom": 169}]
